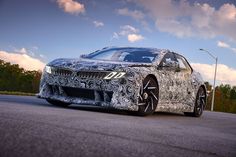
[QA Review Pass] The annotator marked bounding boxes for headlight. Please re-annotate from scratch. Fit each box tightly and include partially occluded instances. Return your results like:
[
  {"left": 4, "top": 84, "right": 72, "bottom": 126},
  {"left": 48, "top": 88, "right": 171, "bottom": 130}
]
[
  {"left": 104, "top": 72, "right": 126, "bottom": 79},
  {"left": 45, "top": 66, "right": 52, "bottom": 74}
]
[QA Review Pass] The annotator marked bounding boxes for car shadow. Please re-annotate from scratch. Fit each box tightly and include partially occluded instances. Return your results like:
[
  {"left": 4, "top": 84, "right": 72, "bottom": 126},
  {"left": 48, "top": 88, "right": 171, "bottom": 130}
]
[
  {"left": 57, "top": 103, "right": 185, "bottom": 117},
  {"left": 68, "top": 104, "right": 133, "bottom": 116},
  {"left": 152, "top": 111, "right": 184, "bottom": 117}
]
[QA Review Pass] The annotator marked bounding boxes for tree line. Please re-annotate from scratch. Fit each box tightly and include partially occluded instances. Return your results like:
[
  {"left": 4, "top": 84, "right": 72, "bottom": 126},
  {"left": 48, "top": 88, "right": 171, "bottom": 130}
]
[
  {"left": 0, "top": 59, "right": 235, "bottom": 113},
  {"left": 0, "top": 59, "right": 41, "bottom": 93},
  {"left": 205, "top": 82, "right": 236, "bottom": 113}
]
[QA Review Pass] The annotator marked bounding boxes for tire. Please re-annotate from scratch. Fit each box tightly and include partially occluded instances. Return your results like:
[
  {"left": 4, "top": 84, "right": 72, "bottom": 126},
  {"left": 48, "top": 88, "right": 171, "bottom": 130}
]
[
  {"left": 184, "top": 86, "right": 206, "bottom": 117},
  {"left": 46, "top": 99, "right": 71, "bottom": 107},
  {"left": 137, "top": 76, "right": 159, "bottom": 116}
]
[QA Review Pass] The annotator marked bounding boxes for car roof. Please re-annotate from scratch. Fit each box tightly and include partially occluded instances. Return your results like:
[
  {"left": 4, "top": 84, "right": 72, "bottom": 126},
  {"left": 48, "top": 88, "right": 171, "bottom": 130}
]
[{"left": 99, "top": 46, "right": 169, "bottom": 54}]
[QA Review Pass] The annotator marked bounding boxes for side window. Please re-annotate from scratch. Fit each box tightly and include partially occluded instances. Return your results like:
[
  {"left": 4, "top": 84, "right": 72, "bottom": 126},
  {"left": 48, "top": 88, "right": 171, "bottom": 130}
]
[
  {"left": 175, "top": 55, "right": 191, "bottom": 72},
  {"left": 160, "top": 52, "right": 177, "bottom": 68}
]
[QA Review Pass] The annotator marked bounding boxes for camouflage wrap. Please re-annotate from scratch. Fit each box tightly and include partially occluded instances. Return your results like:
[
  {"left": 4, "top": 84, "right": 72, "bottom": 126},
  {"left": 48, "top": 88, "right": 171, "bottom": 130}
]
[{"left": 37, "top": 48, "right": 206, "bottom": 113}]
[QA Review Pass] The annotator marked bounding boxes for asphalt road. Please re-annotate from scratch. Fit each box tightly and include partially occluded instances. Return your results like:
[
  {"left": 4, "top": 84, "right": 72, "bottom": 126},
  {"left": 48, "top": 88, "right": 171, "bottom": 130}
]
[{"left": 0, "top": 95, "right": 235, "bottom": 157}]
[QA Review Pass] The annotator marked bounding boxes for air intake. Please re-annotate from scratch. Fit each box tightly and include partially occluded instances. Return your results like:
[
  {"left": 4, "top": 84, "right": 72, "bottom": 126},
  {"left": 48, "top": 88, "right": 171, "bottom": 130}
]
[
  {"left": 52, "top": 68, "right": 73, "bottom": 76},
  {"left": 77, "top": 71, "right": 109, "bottom": 79}
]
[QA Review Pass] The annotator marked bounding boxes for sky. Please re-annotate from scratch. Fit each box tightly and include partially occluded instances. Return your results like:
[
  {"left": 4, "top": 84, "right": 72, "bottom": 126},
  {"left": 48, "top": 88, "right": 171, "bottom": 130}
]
[{"left": 0, "top": 0, "right": 236, "bottom": 86}]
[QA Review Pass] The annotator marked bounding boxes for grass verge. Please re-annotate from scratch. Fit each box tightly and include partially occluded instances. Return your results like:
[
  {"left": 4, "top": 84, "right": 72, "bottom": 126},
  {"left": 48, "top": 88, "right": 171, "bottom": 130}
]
[{"left": 0, "top": 91, "right": 36, "bottom": 96}]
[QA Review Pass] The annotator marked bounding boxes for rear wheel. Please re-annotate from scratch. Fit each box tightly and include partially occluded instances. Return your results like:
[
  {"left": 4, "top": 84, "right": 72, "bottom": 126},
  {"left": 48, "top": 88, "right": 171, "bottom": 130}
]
[
  {"left": 137, "top": 76, "right": 159, "bottom": 116},
  {"left": 46, "top": 99, "right": 71, "bottom": 107},
  {"left": 184, "top": 87, "right": 206, "bottom": 117}
]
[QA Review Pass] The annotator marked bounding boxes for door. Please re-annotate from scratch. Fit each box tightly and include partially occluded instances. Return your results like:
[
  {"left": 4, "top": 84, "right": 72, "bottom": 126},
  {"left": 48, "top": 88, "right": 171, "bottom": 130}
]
[
  {"left": 174, "top": 54, "right": 193, "bottom": 106},
  {"left": 158, "top": 52, "right": 180, "bottom": 105}
]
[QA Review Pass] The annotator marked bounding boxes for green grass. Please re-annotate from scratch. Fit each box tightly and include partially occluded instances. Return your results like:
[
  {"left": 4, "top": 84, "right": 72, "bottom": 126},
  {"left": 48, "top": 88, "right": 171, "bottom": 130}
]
[{"left": 0, "top": 91, "right": 36, "bottom": 96}]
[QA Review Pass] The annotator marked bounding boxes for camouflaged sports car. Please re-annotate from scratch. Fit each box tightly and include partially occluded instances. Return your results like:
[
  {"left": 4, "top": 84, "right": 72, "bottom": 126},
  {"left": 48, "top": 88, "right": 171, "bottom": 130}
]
[{"left": 37, "top": 47, "right": 206, "bottom": 116}]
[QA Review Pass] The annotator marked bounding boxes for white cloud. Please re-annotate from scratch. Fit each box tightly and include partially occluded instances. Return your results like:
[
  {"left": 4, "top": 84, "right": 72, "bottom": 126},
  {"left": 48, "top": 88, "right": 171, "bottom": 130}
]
[
  {"left": 15, "top": 47, "right": 38, "bottom": 57},
  {"left": 217, "top": 41, "right": 236, "bottom": 53},
  {"left": 113, "top": 25, "right": 144, "bottom": 42},
  {"left": 112, "top": 32, "right": 119, "bottom": 39},
  {"left": 116, "top": 7, "right": 151, "bottom": 31},
  {"left": 17, "top": 48, "right": 27, "bottom": 54},
  {"left": 128, "top": 34, "right": 144, "bottom": 42},
  {"left": 57, "top": 0, "right": 85, "bottom": 15},
  {"left": 117, "top": 8, "right": 145, "bottom": 20},
  {"left": 39, "top": 54, "right": 45, "bottom": 58},
  {"left": 217, "top": 41, "right": 230, "bottom": 48},
  {"left": 0, "top": 50, "right": 45, "bottom": 71},
  {"left": 119, "top": 25, "right": 139, "bottom": 36},
  {"left": 93, "top": 20, "right": 104, "bottom": 27},
  {"left": 191, "top": 63, "right": 236, "bottom": 85},
  {"left": 128, "top": 0, "right": 236, "bottom": 40}
]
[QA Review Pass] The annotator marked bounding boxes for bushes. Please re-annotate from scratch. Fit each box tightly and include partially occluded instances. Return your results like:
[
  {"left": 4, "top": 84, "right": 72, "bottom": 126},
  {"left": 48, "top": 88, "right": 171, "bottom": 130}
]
[
  {"left": 205, "top": 82, "right": 236, "bottom": 114},
  {"left": 0, "top": 60, "right": 42, "bottom": 93}
]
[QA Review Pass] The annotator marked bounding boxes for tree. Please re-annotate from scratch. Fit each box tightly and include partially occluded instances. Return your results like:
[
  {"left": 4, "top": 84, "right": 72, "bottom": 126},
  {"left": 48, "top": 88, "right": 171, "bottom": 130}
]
[
  {"left": 0, "top": 60, "right": 42, "bottom": 93},
  {"left": 230, "top": 86, "right": 236, "bottom": 99},
  {"left": 203, "top": 82, "right": 236, "bottom": 113}
]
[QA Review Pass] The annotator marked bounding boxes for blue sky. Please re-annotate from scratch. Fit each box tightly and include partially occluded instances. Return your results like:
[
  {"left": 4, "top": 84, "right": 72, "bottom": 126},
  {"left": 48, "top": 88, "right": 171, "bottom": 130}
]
[{"left": 0, "top": 0, "right": 236, "bottom": 85}]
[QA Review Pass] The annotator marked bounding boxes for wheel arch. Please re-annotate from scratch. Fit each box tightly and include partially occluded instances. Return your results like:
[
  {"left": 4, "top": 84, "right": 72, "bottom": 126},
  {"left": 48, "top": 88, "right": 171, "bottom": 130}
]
[
  {"left": 200, "top": 84, "right": 207, "bottom": 96},
  {"left": 145, "top": 74, "right": 159, "bottom": 100},
  {"left": 137, "top": 74, "right": 159, "bottom": 116},
  {"left": 146, "top": 74, "right": 159, "bottom": 88},
  {"left": 199, "top": 84, "right": 207, "bottom": 108}
]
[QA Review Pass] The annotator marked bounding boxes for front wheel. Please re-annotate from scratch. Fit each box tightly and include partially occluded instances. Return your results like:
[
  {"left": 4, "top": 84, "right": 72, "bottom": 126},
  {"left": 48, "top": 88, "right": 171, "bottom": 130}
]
[
  {"left": 137, "top": 76, "right": 159, "bottom": 116},
  {"left": 46, "top": 99, "right": 71, "bottom": 107},
  {"left": 184, "top": 86, "right": 206, "bottom": 117}
]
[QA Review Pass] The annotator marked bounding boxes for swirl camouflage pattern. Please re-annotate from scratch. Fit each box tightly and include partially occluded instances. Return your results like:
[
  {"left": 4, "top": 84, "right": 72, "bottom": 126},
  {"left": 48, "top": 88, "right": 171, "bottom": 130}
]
[{"left": 37, "top": 47, "right": 206, "bottom": 116}]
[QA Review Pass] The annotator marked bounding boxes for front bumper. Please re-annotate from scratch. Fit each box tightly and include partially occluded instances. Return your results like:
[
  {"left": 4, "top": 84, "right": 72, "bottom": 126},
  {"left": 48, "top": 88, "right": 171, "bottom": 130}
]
[{"left": 38, "top": 71, "right": 140, "bottom": 111}]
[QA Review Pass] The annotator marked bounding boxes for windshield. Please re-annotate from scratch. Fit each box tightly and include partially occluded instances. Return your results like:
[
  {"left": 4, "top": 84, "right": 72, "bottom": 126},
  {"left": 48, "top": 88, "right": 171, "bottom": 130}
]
[{"left": 84, "top": 48, "right": 159, "bottom": 63}]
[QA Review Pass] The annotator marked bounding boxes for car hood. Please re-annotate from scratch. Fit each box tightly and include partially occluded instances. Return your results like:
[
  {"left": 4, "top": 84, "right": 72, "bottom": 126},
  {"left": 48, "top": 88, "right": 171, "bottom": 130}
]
[{"left": 47, "top": 58, "right": 153, "bottom": 71}]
